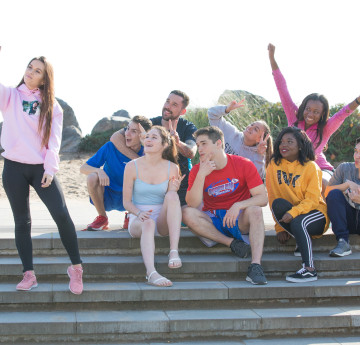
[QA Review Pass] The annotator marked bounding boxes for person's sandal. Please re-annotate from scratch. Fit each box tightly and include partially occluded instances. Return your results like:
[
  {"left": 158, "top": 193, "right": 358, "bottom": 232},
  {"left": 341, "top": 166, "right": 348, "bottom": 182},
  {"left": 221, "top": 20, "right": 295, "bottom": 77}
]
[
  {"left": 168, "top": 249, "right": 182, "bottom": 269},
  {"left": 146, "top": 271, "right": 173, "bottom": 287}
]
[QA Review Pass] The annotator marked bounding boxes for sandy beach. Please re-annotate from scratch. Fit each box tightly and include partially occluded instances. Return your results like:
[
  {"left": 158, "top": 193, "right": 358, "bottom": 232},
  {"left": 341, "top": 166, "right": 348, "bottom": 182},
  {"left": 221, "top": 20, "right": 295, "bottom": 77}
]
[{"left": 0, "top": 153, "right": 91, "bottom": 200}]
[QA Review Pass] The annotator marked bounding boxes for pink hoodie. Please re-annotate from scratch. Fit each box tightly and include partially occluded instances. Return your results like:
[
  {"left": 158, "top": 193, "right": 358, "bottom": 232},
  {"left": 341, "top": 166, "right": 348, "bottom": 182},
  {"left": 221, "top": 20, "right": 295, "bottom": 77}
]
[
  {"left": 273, "top": 69, "right": 354, "bottom": 170},
  {"left": 0, "top": 83, "right": 63, "bottom": 176}
]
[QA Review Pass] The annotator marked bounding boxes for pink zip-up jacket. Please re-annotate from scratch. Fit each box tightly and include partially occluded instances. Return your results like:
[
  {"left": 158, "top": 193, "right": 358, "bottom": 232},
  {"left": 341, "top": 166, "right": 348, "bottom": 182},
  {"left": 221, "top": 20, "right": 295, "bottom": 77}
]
[
  {"left": 0, "top": 83, "right": 63, "bottom": 176},
  {"left": 273, "top": 69, "right": 354, "bottom": 171}
]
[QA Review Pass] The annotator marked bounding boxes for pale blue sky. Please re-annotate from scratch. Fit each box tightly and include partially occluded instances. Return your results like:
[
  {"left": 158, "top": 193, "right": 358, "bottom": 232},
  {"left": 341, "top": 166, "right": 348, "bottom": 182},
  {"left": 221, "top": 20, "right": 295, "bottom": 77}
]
[{"left": 0, "top": 0, "right": 359, "bottom": 134}]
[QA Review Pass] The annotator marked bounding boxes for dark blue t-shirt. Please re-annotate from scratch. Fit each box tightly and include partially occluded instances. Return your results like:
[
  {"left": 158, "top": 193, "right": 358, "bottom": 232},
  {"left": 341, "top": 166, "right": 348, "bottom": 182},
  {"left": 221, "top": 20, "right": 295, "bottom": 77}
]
[
  {"left": 150, "top": 116, "right": 197, "bottom": 184},
  {"left": 86, "top": 142, "right": 144, "bottom": 192}
]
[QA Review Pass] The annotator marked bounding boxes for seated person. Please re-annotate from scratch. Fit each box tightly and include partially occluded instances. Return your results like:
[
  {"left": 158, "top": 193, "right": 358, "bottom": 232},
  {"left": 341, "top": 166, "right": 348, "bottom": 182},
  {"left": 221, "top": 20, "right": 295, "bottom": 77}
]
[
  {"left": 80, "top": 116, "right": 152, "bottom": 230},
  {"left": 182, "top": 126, "right": 268, "bottom": 285},
  {"left": 208, "top": 100, "right": 273, "bottom": 179},
  {"left": 110, "top": 90, "right": 197, "bottom": 207},
  {"left": 325, "top": 139, "right": 360, "bottom": 257},
  {"left": 266, "top": 127, "right": 329, "bottom": 283},
  {"left": 123, "top": 126, "right": 184, "bottom": 287}
]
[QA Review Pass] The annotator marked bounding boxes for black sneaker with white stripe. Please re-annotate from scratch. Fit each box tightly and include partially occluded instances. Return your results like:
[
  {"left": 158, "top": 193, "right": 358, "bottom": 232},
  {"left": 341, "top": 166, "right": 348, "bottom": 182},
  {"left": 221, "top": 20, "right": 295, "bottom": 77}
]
[{"left": 286, "top": 266, "right": 317, "bottom": 283}]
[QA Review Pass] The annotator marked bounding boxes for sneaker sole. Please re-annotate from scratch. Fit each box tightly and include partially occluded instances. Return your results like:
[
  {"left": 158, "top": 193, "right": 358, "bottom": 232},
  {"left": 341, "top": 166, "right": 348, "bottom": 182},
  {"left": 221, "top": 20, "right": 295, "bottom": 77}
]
[
  {"left": 246, "top": 276, "right": 267, "bottom": 285},
  {"left": 329, "top": 250, "right": 352, "bottom": 257},
  {"left": 286, "top": 276, "right": 317, "bottom": 283},
  {"left": 67, "top": 269, "right": 83, "bottom": 295},
  {"left": 87, "top": 225, "right": 109, "bottom": 231},
  {"left": 16, "top": 283, "right": 38, "bottom": 291}
]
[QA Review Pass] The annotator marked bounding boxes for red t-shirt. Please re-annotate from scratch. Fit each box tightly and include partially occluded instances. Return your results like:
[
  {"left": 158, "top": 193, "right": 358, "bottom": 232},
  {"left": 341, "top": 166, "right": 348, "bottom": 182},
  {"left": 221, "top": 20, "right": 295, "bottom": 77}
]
[{"left": 187, "top": 154, "right": 263, "bottom": 211}]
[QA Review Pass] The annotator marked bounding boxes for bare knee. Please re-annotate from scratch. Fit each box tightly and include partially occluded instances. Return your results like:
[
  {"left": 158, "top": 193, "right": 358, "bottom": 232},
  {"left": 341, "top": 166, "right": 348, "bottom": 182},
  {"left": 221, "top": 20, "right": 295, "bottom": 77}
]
[
  {"left": 245, "top": 206, "right": 263, "bottom": 221},
  {"left": 182, "top": 207, "right": 199, "bottom": 227},
  {"left": 87, "top": 173, "right": 100, "bottom": 189},
  {"left": 141, "top": 218, "right": 156, "bottom": 233}
]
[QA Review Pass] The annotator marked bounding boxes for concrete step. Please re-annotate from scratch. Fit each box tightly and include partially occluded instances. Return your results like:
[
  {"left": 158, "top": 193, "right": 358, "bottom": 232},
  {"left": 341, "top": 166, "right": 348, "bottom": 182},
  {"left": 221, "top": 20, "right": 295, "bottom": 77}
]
[
  {"left": 12, "top": 338, "right": 360, "bottom": 345},
  {"left": 1, "top": 278, "right": 360, "bottom": 312},
  {"left": 0, "top": 227, "right": 359, "bottom": 256},
  {"left": 0, "top": 306, "right": 360, "bottom": 343},
  {"left": 1, "top": 252, "right": 360, "bottom": 282}
]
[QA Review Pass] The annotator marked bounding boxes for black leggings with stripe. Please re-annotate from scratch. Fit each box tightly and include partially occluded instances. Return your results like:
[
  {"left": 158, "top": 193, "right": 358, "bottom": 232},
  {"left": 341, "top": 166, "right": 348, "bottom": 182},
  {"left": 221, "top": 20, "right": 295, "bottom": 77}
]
[
  {"left": 271, "top": 198, "right": 326, "bottom": 268},
  {"left": 2, "top": 158, "right": 82, "bottom": 272}
]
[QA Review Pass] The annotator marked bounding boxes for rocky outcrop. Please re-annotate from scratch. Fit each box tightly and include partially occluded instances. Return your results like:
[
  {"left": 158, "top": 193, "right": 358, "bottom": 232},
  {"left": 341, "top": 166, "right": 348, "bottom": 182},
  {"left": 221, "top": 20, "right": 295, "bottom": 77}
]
[
  {"left": 91, "top": 116, "right": 130, "bottom": 135},
  {"left": 218, "top": 90, "right": 270, "bottom": 110},
  {"left": 112, "top": 109, "right": 130, "bottom": 118},
  {"left": 56, "top": 98, "right": 82, "bottom": 153}
]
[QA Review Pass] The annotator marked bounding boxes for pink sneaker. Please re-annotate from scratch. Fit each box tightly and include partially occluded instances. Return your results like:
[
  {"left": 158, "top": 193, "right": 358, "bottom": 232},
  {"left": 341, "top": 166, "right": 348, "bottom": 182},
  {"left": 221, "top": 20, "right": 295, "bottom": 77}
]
[
  {"left": 67, "top": 265, "right": 83, "bottom": 295},
  {"left": 87, "top": 215, "right": 109, "bottom": 231},
  {"left": 16, "top": 271, "right": 38, "bottom": 291}
]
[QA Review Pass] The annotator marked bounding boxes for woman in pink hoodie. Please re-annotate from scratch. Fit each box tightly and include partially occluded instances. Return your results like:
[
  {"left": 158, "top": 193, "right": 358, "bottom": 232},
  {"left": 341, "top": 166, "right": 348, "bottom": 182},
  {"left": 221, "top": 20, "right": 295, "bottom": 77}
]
[
  {"left": 0, "top": 47, "right": 83, "bottom": 294},
  {"left": 268, "top": 43, "right": 360, "bottom": 194}
]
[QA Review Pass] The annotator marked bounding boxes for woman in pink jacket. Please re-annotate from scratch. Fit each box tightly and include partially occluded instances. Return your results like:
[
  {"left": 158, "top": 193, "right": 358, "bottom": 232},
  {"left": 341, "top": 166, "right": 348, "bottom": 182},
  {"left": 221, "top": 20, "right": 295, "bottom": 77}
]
[
  {"left": 268, "top": 43, "right": 360, "bottom": 194},
  {"left": 0, "top": 47, "right": 83, "bottom": 294}
]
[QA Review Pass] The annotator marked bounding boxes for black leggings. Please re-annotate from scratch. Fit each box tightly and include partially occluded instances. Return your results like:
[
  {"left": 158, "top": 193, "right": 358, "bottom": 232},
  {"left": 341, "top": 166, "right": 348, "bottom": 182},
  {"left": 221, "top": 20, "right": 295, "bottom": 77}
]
[
  {"left": 2, "top": 159, "right": 82, "bottom": 272},
  {"left": 271, "top": 198, "right": 326, "bottom": 268}
]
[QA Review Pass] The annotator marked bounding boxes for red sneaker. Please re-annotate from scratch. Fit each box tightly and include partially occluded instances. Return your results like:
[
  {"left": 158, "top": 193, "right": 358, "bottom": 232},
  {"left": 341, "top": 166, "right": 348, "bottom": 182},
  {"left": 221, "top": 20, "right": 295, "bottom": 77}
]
[
  {"left": 16, "top": 271, "right": 38, "bottom": 291},
  {"left": 123, "top": 212, "right": 129, "bottom": 229},
  {"left": 87, "top": 215, "right": 109, "bottom": 231}
]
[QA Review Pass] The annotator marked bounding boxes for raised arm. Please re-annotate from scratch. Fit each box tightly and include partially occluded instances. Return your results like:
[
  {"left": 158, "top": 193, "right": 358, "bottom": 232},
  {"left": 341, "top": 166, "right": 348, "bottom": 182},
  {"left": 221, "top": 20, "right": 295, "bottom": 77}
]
[
  {"left": 207, "top": 102, "right": 245, "bottom": 154},
  {"left": 267, "top": 43, "right": 298, "bottom": 125},
  {"left": 268, "top": 43, "right": 279, "bottom": 71},
  {"left": 110, "top": 129, "right": 140, "bottom": 160},
  {"left": 323, "top": 96, "right": 360, "bottom": 141},
  {"left": 0, "top": 46, "right": 13, "bottom": 114}
]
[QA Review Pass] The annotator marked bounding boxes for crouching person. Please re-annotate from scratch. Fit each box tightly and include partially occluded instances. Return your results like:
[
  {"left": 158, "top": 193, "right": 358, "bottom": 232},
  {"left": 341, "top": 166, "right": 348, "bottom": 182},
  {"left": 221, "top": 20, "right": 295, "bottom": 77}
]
[{"left": 182, "top": 126, "right": 268, "bottom": 285}]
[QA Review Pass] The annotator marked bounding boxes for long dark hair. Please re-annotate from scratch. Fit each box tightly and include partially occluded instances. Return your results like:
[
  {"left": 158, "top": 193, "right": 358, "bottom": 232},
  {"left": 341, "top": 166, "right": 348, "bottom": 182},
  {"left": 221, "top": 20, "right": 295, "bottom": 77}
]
[
  {"left": 294, "top": 93, "right": 329, "bottom": 149},
  {"left": 152, "top": 125, "right": 178, "bottom": 165},
  {"left": 272, "top": 127, "right": 315, "bottom": 166},
  {"left": 17, "top": 56, "right": 55, "bottom": 148}
]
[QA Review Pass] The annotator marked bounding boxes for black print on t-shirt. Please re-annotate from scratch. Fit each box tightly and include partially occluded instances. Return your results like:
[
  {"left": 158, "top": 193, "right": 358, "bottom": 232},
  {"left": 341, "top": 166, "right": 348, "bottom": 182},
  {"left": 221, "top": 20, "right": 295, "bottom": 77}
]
[{"left": 277, "top": 170, "right": 300, "bottom": 188}]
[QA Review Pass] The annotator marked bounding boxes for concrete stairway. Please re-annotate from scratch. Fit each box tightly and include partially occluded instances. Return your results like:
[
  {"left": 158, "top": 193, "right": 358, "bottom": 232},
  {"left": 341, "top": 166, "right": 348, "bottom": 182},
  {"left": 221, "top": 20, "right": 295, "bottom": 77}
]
[{"left": 1, "top": 228, "right": 360, "bottom": 344}]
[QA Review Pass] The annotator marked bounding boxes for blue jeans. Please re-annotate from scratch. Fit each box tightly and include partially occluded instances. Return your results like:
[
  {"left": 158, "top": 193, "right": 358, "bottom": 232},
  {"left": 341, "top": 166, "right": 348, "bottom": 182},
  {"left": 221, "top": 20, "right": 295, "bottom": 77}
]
[{"left": 326, "top": 189, "right": 360, "bottom": 242}]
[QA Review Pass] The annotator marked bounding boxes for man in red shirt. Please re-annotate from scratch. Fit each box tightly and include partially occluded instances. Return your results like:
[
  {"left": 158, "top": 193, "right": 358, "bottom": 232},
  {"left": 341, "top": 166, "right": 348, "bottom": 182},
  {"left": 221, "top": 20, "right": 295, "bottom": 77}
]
[{"left": 183, "top": 126, "right": 268, "bottom": 285}]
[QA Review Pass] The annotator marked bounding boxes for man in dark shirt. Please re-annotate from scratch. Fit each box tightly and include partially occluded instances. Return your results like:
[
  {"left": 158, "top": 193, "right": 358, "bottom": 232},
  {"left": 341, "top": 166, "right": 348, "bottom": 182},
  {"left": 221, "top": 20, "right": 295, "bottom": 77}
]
[{"left": 110, "top": 90, "right": 197, "bottom": 206}]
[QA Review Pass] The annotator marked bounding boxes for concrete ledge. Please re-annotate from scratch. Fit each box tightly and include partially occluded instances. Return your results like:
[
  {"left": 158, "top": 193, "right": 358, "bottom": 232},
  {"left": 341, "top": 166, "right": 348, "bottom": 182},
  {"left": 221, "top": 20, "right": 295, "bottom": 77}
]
[
  {"left": 0, "top": 307, "right": 359, "bottom": 337},
  {"left": 1, "top": 279, "right": 360, "bottom": 310},
  {"left": 1, "top": 253, "right": 360, "bottom": 279},
  {"left": 0, "top": 227, "right": 359, "bottom": 256}
]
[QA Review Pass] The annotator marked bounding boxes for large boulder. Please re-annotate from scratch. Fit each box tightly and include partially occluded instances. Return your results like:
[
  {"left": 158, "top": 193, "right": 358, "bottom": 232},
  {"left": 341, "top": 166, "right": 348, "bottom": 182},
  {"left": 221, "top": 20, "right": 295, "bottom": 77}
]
[
  {"left": 57, "top": 98, "right": 82, "bottom": 153},
  {"left": 112, "top": 109, "right": 130, "bottom": 118},
  {"left": 218, "top": 90, "right": 269, "bottom": 110},
  {"left": 91, "top": 116, "right": 130, "bottom": 135},
  {"left": 0, "top": 98, "right": 82, "bottom": 153},
  {"left": 61, "top": 125, "right": 83, "bottom": 153}
]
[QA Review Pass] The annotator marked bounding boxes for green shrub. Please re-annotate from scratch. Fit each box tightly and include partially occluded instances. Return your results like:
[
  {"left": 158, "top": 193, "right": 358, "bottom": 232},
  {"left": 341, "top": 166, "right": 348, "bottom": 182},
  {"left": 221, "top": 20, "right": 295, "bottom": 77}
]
[
  {"left": 184, "top": 108, "right": 209, "bottom": 130},
  {"left": 78, "top": 129, "right": 118, "bottom": 152},
  {"left": 326, "top": 105, "right": 360, "bottom": 164}
]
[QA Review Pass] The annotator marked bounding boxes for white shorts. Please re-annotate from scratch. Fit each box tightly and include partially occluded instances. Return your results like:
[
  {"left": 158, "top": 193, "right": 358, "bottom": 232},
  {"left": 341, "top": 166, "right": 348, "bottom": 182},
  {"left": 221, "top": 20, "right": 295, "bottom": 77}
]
[{"left": 128, "top": 204, "right": 165, "bottom": 237}]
